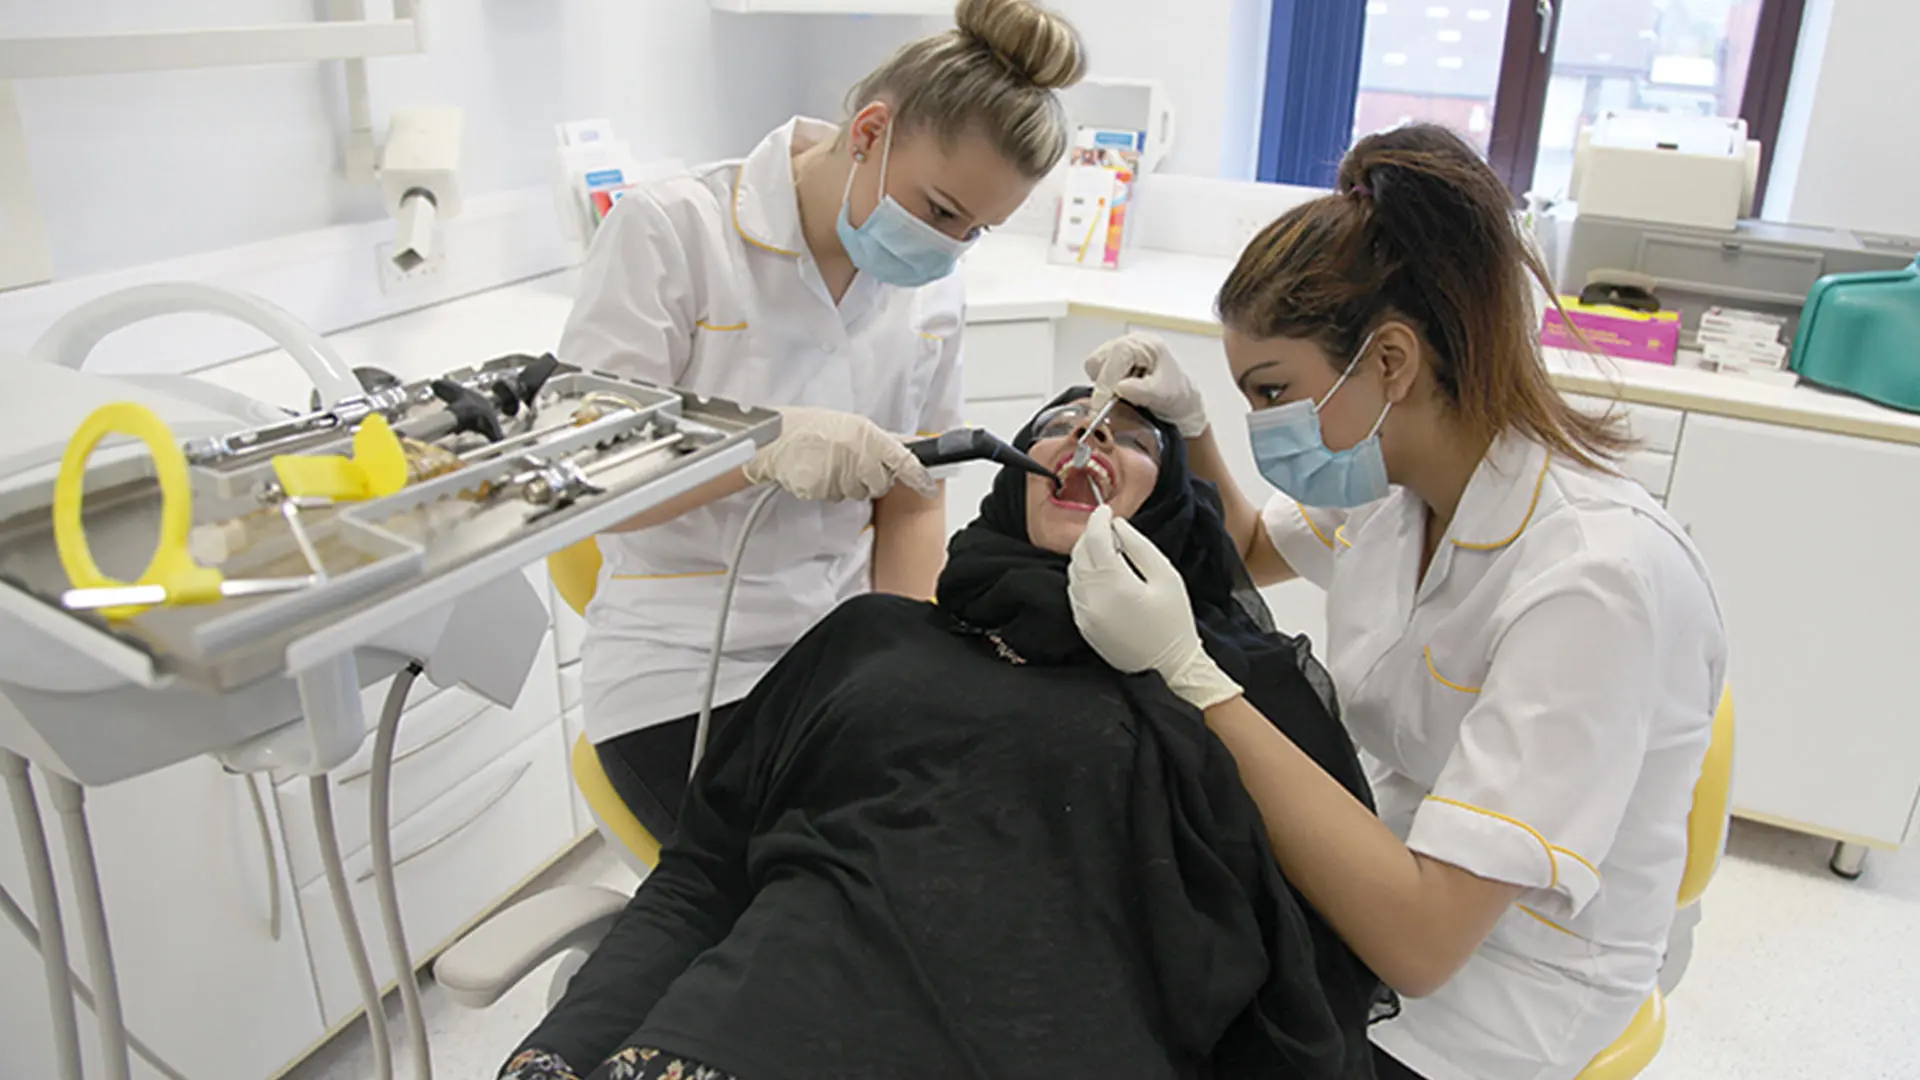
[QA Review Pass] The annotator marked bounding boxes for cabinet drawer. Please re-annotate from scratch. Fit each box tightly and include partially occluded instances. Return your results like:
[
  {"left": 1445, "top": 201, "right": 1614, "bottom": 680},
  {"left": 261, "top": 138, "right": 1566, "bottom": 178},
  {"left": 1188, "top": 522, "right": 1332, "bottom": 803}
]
[
  {"left": 1621, "top": 449, "right": 1677, "bottom": 498},
  {"left": 298, "top": 723, "right": 575, "bottom": 1023},
  {"left": 1563, "top": 393, "right": 1686, "bottom": 453},
  {"left": 279, "top": 632, "right": 561, "bottom": 885},
  {"left": 962, "top": 320, "right": 1054, "bottom": 402}
]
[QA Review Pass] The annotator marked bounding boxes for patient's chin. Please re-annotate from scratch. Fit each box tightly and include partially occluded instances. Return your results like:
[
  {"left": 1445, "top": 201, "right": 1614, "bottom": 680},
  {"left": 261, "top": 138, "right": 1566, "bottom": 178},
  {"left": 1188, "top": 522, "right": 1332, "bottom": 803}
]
[{"left": 1027, "top": 502, "right": 1090, "bottom": 555}]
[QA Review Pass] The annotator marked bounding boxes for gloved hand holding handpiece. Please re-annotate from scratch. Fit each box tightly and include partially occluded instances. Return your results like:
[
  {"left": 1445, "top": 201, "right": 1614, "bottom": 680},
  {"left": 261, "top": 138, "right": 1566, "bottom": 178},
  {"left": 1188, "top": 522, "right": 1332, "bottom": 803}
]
[
  {"left": 1082, "top": 333, "right": 1211, "bottom": 440},
  {"left": 1067, "top": 505, "right": 1243, "bottom": 710},
  {"left": 744, "top": 406, "right": 938, "bottom": 502}
]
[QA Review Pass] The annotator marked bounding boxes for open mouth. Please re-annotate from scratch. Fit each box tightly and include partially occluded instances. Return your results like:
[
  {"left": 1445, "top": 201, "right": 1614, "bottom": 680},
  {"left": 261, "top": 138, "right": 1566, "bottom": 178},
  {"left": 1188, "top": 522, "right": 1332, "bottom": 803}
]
[{"left": 1048, "top": 450, "right": 1115, "bottom": 511}]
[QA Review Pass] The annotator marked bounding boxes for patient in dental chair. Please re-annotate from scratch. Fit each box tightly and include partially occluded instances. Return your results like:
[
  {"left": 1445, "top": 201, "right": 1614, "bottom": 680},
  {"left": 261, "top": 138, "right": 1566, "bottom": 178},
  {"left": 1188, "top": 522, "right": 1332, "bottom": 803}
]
[{"left": 502, "top": 390, "right": 1386, "bottom": 1080}]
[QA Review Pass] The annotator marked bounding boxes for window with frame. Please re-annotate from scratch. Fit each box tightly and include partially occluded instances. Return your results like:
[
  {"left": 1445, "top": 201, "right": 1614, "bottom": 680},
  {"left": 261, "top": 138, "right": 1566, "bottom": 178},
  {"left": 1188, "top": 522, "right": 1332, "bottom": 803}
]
[{"left": 1259, "top": 0, "right": 1807, "bottom": 209}]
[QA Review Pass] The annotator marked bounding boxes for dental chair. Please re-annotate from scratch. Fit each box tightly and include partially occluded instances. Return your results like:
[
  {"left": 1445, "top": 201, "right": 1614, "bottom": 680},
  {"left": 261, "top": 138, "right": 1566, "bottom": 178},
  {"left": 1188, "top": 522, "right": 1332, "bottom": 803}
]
[
  {"left": 1575, "top": 687, "right": 1735, "bottom": 1080},
  {"left": 435, "top": 538, "right": 662, "bottom": 1010}
]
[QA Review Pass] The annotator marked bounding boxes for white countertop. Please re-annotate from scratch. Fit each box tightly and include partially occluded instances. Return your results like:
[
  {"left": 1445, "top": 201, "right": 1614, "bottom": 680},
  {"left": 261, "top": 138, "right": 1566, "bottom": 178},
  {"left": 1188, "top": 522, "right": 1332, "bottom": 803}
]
[
  {"left": 203, "top": 236, "right": 1920, "bottom": 448},
  {"left": 964, "top": 235, "right": 1920, "bottom": 447}
]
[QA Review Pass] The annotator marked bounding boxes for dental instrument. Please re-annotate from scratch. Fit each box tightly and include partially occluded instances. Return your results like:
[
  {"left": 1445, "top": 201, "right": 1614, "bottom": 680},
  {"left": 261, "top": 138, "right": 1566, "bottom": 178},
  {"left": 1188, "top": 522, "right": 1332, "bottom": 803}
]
[
  {"left": 1068, "top": 361, "right": 1148, "bottom": 476},
  {"left": 1065, "top": 394, "right": 1119, "bottom": 475},
  {"left": 907, "top": 427, "right": 1060, "bottom": 486}
]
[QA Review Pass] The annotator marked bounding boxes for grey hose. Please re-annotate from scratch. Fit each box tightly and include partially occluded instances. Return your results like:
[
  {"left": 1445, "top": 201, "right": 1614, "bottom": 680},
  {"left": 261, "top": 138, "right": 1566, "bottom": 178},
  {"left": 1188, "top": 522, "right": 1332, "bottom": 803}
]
[
  {"left": 311, "top": 774, "right": 395, "bottom": 1080},
  {"left": 368, "top": 662, "right": 431, "bottom": 1080},
  {"left": 3, "top": 749, "right": 83, "bottom": 1080},
  {"left": 0, "top": 882, "right": 194, "bottom": 1080},
  {"left": 46, "top": 774, "right": 132, "bottom": 1080},
  {"left": 690, "top": 486, "right": 783, "bottom": 777},
  {"left": 244, "top": 772, "right": 283, "bottom": 942}
]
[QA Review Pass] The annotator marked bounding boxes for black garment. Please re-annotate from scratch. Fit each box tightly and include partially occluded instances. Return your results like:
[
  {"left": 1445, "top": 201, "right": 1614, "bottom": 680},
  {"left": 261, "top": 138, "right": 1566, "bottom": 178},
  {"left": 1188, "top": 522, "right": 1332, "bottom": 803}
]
[
  {"left": 1370, "top": 1046, "right": 1429, "bottom": 1080},
  {"left": 595, "top": 702, "right": 743, "bottom": 843},
  {"left": 515, "top": 389, "right": 1384, "bottom": 1080}
]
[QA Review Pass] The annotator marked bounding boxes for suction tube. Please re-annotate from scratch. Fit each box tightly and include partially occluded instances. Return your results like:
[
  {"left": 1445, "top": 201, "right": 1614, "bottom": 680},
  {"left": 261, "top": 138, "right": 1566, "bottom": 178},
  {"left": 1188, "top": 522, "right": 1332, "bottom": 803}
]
[{"left": 907, "top": 428, "right": 1058, "bottom": 486}]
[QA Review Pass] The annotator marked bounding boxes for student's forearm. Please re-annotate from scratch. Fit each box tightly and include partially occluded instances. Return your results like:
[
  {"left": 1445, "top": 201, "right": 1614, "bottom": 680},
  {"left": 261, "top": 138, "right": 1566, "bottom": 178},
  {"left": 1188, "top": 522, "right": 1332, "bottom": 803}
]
[
  {"left": 601, "top": 467, "right": 754, "bottom": 533},
  {"left": 1184, "top": 428, "right": 1295, "bottom": 586},
  {"left": 870, "top": 482, "right": 947, "bottom": 600},
  {"left": 1203, "top": 695, "right": 1519, "bottom": 996}
]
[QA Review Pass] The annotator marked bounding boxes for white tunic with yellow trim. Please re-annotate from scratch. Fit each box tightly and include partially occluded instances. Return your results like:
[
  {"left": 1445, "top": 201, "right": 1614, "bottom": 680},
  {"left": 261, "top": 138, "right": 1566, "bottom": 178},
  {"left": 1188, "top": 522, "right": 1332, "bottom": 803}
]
[
  {"left": 561, "top": 117, "right": 966, "bottom": 741},
  {"left": 1263, "top": 433, "right": 1726, "bottom": 1080}
]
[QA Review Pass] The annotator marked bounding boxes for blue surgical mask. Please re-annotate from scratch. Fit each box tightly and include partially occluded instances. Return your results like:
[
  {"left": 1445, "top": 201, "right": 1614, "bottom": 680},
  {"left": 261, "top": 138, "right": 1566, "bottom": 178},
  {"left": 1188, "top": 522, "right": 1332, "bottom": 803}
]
[
  {"left": 836, "top": 123, "right": 974, "bottom": 288},
  {"left": 1246, "top": 332, "right": 1393, "bottom": 508}
]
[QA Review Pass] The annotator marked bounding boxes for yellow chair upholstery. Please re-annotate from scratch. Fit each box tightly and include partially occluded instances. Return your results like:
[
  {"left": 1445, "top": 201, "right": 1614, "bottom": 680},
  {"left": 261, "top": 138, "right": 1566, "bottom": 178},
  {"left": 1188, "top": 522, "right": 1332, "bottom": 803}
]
[
  {"left": 548, "top": 538, "right": 603, "bottom": 619},
  {"left": 570, "top": 732, "right": 663, "bottom": 869},
  {"left": 1578, "top": 993, "right": 1669, "bottom": 1080},
  {"left": 550, "top": 537, "right": 666, "bottom": 870},
  {"left": 1574, "top": 687, "right": 1734, "bottom": 1079},
  {"left": 1678, "top": 688, "right": 1736, "bottom": 909}
]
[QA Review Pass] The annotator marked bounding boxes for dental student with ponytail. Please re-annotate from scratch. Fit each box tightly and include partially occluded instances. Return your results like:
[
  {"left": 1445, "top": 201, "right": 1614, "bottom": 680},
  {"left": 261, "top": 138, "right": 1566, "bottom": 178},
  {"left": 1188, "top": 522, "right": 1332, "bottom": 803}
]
[
  {"left": 1069, "top": 125, "right": 1726, "bottom": 1080},
  {"left": 561, "top": 0, "right": 1085, "bottom": 842}
]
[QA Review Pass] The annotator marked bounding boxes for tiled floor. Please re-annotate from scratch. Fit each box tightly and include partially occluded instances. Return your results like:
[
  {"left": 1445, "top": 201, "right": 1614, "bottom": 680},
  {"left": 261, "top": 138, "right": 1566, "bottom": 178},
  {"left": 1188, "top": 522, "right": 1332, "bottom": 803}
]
[{"left": 292, "top": 820, "right": 1920, "bottom": 1080}]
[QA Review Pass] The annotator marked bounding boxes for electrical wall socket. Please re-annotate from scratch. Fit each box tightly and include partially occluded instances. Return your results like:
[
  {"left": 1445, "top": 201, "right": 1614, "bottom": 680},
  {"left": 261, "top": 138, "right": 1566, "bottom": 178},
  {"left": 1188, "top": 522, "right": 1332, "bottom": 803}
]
[{"left": 374, "top": 236, "right": 446, "bottom": 296}]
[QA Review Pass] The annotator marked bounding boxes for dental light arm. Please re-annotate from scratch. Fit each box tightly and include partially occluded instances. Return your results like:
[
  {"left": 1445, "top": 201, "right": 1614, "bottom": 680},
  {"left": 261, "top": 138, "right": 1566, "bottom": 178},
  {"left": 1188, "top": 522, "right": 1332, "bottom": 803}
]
[{"left": 380, "top": 107, "right": 464, "bottom": 273}]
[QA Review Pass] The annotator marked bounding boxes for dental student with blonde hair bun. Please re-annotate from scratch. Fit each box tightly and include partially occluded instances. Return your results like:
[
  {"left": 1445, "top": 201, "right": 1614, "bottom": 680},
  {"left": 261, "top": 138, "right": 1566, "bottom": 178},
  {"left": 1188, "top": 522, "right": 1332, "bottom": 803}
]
[{"left": 560, "top": 0, "right": 1088, "bottom": 845}]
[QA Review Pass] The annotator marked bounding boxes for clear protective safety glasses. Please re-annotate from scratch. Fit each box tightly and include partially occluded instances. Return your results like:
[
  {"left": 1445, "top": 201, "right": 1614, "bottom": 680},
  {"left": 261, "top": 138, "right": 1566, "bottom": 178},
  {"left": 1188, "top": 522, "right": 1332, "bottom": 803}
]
[{"left": 1030, "top": 401, "right": 1165, "bottom": 462}]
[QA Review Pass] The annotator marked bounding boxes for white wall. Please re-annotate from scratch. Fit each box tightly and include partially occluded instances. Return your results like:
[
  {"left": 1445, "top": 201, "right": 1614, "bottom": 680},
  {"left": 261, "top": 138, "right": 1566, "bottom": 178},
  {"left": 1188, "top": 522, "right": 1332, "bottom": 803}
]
[
  {"left": 1051, "top": 0, "right": 1257, "bottom": 179},
  {"left": 792, "top": 15, "right": 945, "bottom": 124},
  {"left": 783, "top": 2, "right": 1264, "bottom": 180},
  {"left": 1762, "top": 0, "right": 1920, "bottom": 239},
  {"left": 2, "top": 1, "right": 808, "bottom": 278}
]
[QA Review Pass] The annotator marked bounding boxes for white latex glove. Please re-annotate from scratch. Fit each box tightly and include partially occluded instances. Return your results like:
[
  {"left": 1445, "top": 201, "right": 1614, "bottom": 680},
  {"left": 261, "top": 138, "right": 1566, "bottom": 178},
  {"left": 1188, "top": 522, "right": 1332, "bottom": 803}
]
[
  {"left": 1068, "top": 506, "right": 1243, "bottom": 710},
  {"left": 1082, "top": 333, "right": 1209, "bottom": 438},
  {"left": 742, "top": 406, "right": 937, "bottom": 502}
]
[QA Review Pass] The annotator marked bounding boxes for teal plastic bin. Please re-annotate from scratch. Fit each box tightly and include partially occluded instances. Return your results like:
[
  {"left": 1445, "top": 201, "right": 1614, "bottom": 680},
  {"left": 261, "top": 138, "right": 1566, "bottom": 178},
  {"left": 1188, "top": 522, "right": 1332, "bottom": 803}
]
[{"left": 1791, "top": 256, "right": 1920, "bottom": 413}]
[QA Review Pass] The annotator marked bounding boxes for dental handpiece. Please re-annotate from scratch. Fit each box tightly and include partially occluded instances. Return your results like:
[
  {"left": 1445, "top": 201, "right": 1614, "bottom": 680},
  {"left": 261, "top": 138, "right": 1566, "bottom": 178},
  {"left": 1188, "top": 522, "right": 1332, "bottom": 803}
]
[{"left": 908, "top": 428, "right": 1060, "bottom": 486}]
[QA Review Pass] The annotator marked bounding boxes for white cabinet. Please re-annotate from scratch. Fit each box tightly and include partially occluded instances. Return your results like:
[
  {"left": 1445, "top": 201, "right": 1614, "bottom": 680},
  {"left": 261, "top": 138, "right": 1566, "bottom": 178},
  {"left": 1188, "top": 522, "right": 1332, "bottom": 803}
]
[
  {"left": 1563, "top": 393, "right": 1686, "bottom": 500},
  {"left": 274, "top": 632, "right": 561, "bottom": 888},
  {"left": 947, "top": 397, "right": 1049, "bottom": 532},
  {"left": 297, "top": 723, "right": 576, "bottom": 1022},
  {"left": 1131, "top": 327, "right": 1269, "bottom": 501},
  {"left": 962, "top": 320, "right": 1055, "bottom": 403},
  {"left": 950, "top": 318, "right": 1056, "bottom": 535},
  {"left": 1666, "top": 414, "right": 1920, "bottom": 847},
  {"left": 0, "top": 759, "right": 325, "bottom": 1080},
  {"left": 562, "top": 705, "right": 592, "bottom": 838}
]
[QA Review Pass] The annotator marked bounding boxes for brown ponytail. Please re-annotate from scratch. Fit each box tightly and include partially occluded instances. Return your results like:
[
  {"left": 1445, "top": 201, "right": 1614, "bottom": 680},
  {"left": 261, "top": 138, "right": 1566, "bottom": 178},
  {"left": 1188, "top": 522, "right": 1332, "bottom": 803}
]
[{"left": 1216, "top": 124, "right": 1629, "bottom": 470}]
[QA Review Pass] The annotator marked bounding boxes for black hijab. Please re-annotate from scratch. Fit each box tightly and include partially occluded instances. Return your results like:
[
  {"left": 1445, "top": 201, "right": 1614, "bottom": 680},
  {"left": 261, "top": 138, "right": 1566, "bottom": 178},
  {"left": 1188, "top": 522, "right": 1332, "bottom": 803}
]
[
  {"left": 935, "top": 388, "right": 1390, "bottom": 1077},
  {"left": 936, "top": 387, "right": 1352, "bottom": 780}
]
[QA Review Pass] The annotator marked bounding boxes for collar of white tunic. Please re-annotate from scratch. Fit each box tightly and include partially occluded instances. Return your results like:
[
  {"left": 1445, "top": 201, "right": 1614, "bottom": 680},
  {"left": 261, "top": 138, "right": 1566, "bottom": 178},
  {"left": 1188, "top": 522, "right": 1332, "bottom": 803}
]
[
  {"left": 731, "top": 116, "right": 841, "bottom": 260},
  {"left": 1399, "top": 432, "right": 1553, "bottom": 605}
]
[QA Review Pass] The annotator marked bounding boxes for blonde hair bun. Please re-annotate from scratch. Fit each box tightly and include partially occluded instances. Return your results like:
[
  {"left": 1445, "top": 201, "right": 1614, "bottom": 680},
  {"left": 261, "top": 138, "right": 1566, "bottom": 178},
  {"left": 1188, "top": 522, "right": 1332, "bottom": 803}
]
[{"left": 955, "top": 0, "right": 1086, "bottom": 91}]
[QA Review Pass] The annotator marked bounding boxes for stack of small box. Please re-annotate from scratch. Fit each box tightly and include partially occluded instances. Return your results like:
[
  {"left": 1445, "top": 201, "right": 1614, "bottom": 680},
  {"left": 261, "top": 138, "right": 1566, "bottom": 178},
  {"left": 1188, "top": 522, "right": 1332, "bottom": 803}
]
[{"left": 1697, "top": 307, "right": 1797, "bottom": 387}]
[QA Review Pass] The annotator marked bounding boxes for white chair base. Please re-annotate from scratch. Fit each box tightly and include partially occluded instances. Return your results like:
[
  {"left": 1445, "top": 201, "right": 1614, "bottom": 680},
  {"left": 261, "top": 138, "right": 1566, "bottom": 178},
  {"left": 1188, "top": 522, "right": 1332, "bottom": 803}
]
[{"left": 434, "top": 885, "right": 629, "bottom": 1010}]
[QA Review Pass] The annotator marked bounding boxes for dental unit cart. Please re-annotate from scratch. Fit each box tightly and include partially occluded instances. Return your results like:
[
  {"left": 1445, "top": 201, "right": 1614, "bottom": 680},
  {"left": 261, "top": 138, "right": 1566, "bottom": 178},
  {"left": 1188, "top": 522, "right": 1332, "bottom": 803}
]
[{"left": 0, "top": 285, "right": 779, "bottom": 1080}]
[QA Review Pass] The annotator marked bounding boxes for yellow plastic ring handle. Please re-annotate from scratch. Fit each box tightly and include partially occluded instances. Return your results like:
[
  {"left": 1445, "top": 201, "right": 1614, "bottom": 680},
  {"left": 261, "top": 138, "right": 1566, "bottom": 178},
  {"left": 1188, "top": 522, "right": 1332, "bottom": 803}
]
[{"left": 53, "top": 402, "right": 223, "bottom": 615}]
